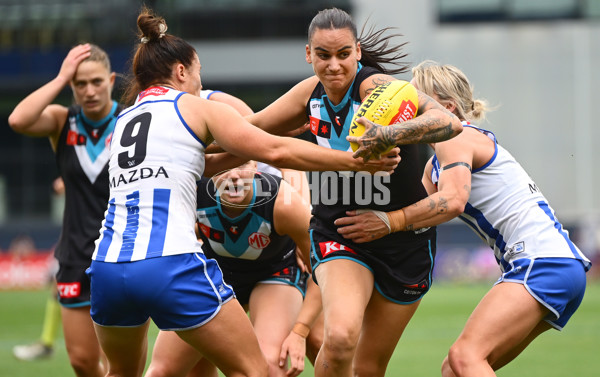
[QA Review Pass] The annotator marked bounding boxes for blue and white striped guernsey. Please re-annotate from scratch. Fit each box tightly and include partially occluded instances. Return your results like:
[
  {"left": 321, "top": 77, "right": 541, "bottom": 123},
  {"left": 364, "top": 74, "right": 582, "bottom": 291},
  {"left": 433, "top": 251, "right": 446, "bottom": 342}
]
[
  {"left": 431, "top": 122, "right": 591, "bottom": 272},
  {"left": 93, "top": 86, "right": 205, "bottom": 262}
]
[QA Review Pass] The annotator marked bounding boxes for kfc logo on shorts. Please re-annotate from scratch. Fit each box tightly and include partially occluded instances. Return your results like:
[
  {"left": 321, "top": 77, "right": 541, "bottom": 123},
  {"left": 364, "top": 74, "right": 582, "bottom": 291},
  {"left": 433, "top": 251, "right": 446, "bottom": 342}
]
[
  {"left": 248, "top": 232, "right": 270, "bottom": 249},
  {"left": 57, "top": 282, "right": 81, "bottom": 298},
  {"left": 319, "top": 241, "right": 355, "bottom": 257}
]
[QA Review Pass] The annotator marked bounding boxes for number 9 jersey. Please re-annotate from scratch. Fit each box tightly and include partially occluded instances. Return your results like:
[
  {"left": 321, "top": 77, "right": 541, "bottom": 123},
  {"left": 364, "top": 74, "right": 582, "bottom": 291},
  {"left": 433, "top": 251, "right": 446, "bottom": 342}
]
[{"left": 93, "top": 86, "right": 206, "bottom": 263}]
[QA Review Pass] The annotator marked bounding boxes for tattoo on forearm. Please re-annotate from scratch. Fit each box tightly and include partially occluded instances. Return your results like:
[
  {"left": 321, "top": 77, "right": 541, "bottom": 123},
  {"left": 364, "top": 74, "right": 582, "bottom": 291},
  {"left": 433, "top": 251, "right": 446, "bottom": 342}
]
[
  {"left": 464, "top": 185, "right": 471, "bottom": 195},
  {"left": 406, "top": 224, "right": 414, "bottom": 231},
  {"left": 359, "top": 119, "right": 397, "bottom": 156},
  {"left": 437, "top": 197, "right": 448, "bottom": 214},
  {"left": 382, "top": 118, "right": 456, "bottom": 146},
  {"left": 427, "top": 198, "right": 436, "bottom": 211}
]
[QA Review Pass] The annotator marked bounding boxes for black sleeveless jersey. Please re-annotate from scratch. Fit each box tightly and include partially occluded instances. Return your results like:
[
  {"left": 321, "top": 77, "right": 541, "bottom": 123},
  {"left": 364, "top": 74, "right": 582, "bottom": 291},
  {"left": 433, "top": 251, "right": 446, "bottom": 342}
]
[
  {"left": 196, "top": 173, "right": 297, "bottom": 274},
  {"left": 305, "top": 65, "right": 434, "bottom": 245},
  {"left": 54, "top": 101, "right": 123, "bottom": 265}
]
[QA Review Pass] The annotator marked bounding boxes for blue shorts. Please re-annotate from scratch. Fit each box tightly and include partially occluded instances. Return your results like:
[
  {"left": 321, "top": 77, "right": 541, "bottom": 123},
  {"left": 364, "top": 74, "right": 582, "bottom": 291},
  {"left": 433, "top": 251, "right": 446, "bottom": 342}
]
[
  {"left": 496, "top": 257, "right": 587, "bottom": 330},
  {"left": 87, "top": 253, "right": 235, "bottom": 331}
]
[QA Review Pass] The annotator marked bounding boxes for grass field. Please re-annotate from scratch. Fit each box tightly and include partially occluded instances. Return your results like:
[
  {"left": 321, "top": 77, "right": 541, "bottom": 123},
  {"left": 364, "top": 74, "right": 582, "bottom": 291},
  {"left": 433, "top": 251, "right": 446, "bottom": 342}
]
[{"left": 1, "top": 281, "right": 598, "bottom": 376}]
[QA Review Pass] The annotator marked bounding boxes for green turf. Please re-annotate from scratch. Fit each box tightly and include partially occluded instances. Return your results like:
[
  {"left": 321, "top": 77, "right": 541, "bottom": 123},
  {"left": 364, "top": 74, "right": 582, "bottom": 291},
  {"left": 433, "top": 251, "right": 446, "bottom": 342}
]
[{"left": 1, "top": 281, "right": 598, "bottom": 376}]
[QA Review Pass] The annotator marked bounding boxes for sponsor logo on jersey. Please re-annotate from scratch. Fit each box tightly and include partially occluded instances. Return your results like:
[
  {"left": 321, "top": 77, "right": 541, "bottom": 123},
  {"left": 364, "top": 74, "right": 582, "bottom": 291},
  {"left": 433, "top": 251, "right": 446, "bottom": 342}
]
[
  {"left": 66, "top": 130, "right": 87, "bottom": 146},
  {"left": 121, "top": 191, "right": 140, "bottom": 252},
  {"left": 309, "top": 116, "right": 332, "bottom": 139},
  {"left": 57, "top": 282, "right": 81, "bottom": 298},
  {"left": 198, "top": 223, "right": 225, "bottom": 243},
  {"left": 319, "top": 241, "right": 356, "bottom": 258},
  {"left": 109, "top": 166, "right": 169, "bottom": 188},
  {"left": 505, "top": 241, "right": 525, "bottom": 260},
  {"left": 138, "top": 86, "right": 169, "bottom": 100},
  {"left": 248, "top": 232, "right": 270, "bottom": 249},
  {"left": 529, "top": 182, "right": 540, "bottom": 193}
]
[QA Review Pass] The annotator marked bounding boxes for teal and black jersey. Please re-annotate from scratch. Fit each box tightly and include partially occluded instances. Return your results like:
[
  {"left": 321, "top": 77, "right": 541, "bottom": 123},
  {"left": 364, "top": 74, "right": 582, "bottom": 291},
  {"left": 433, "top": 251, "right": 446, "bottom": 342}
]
[
  {"left": 305, "top": 64, "right": 433, "bottom": 246},
  {"left": 54, "top": 101, "right": 123, "bottom": 266},
  {"left": 196, "top": 173, "right": 297, "bottom": 274}
]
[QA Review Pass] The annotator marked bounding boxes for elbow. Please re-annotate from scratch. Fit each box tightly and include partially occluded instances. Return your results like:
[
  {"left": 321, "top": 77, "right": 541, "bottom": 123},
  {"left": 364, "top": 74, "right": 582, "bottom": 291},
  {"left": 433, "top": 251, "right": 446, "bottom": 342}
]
[
  {"left": 8, "top": 113, "right": 22, "bottom": 132},
  {"left": 447, "top": 197, "right": 467, "bottom": 218},
  {"left": 259, "top": 145, "right": 289, "bottom": 168},
  {"left": 450, "top": 114, "right": 463, "bottom": 136},
  {"left": 8, "top": 113, "right": 29, "bottom": 134}
]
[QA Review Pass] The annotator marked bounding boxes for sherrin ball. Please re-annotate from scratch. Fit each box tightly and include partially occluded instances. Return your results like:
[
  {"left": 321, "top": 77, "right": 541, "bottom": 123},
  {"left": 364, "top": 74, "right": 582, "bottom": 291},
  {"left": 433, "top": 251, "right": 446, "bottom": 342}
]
[{"left": 349, "top": 80, "right": 418, "bottom": 152}]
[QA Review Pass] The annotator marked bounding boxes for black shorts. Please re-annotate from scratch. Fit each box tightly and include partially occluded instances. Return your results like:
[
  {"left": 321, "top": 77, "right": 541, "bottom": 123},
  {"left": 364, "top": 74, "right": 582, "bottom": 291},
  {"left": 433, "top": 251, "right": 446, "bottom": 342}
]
[
  {"left": 310, "top": 227, "right": 436, "bottom": 303},
  {"left": 220, "top": 260, "right": 308, "bottom": 307},
  {"left": 55, "top": 263, "right": 91, "bottom": 307}
]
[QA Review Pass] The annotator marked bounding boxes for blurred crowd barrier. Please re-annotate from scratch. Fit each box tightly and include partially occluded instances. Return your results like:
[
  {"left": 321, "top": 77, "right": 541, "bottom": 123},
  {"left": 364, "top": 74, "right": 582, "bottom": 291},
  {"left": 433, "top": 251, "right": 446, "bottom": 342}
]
[{"left": 0, "top": 221, "right": 598, "bottom": 290}]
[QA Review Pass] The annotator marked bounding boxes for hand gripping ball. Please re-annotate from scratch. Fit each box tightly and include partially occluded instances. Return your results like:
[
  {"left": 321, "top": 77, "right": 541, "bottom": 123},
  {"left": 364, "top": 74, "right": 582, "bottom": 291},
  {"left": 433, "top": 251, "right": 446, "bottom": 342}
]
[{"left": 349, "top": 80, "right": 418, "bottom": 152}]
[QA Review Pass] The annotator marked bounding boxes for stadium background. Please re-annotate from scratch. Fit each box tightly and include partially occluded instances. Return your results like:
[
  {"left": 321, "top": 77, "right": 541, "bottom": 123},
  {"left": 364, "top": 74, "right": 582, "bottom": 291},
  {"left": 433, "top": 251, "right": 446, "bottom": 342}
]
[
  {"left": 0, "top": 1, "right": 598, "bottom": 376},
  {"left": 0, "top": 0, "right": 598, "bottom": 283}
]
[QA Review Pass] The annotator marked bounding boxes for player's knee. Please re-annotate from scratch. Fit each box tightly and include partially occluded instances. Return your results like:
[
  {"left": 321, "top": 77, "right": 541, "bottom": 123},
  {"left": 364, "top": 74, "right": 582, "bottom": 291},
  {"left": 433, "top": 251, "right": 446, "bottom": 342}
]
[
  {"left": 322, "top": 325, "right": 359, "bottom": 362},
  {"left": 65, "top": 346, "right": 102, "bottom": 376},
  {"left": 447, "top": 341, "right": 477, "bottom": 376}
]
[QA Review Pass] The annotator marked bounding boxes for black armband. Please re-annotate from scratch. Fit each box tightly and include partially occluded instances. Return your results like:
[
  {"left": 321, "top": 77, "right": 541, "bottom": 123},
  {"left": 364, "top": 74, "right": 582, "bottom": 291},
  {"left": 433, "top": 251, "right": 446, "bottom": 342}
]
[{"left": 442, "top": 162, "right": 472, "bottom": 172}]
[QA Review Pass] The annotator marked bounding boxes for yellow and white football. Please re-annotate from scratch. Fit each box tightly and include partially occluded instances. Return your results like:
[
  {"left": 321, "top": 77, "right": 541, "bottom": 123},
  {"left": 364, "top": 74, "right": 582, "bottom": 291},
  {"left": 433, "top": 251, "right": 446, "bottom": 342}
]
[{"left": 349, "top": 80, "right": 418, "bottom": 152}]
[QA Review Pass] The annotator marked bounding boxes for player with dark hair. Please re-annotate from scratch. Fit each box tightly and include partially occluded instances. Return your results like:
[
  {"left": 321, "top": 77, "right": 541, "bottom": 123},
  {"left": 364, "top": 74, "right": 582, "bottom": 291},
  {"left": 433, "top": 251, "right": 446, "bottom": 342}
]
[
  {"left": 86, "top": 6, "right": 400, "bottom": 377},
  {"left": 338, "top": 60, "right": 591, "bottom": 377},
  {"left": 245, "top": 7, "right": 463, "bottom": 377}
]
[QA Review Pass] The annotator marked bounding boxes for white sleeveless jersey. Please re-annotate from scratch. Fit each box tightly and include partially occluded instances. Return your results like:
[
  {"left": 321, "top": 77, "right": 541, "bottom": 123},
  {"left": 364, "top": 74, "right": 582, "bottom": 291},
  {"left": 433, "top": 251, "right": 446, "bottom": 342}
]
[
  {"left": 431, "top": 123, "right": 590, "bottom": 272},
  {"left": 93, "top": 86, "right": 206, "bottom": 262},
  {"left": 200, "top": 90, "right": 220, "bottom": 100}
]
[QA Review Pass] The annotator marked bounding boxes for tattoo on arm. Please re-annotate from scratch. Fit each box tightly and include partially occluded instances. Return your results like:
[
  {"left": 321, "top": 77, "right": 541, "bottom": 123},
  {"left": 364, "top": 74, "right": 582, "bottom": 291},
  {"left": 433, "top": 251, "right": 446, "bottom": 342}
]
[
  {"left": 364, "top": 76, "right": 392, "bottom": 98},
  {"left": 382, "top": 117, "right": 456, "bottom": 145},
  {"left": 437, "top": 197, "right": 448, "bottom": 214},
  {"left": 442, "top": 162, "right": 472, "bottom": 172},
  {"left": 378, "top": 91, "right": 460, "bottom": 145},
  {"left": 427, "top": 198, "right": 436, "bottom": 211},
  {"left": 372, "top": 76, "right": 391, "bottom": 87}
]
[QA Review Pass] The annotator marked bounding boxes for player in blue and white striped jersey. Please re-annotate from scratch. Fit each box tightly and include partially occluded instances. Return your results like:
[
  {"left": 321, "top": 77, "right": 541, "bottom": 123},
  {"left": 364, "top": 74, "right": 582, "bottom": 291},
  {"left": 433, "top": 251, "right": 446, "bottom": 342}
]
[
  {"left": 86, "top": 7, "right": 399, "bottom": 377},
  {"left": 339, "top": 60, "right": 591, "bottom": 377}
]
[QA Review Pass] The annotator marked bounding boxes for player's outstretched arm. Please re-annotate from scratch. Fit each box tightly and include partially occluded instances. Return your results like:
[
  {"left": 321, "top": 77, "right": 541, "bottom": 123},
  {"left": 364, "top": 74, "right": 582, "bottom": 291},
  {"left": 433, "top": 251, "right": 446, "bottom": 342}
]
[{"left": 348, "top": 90, "right": 462, "bottom": 161}]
